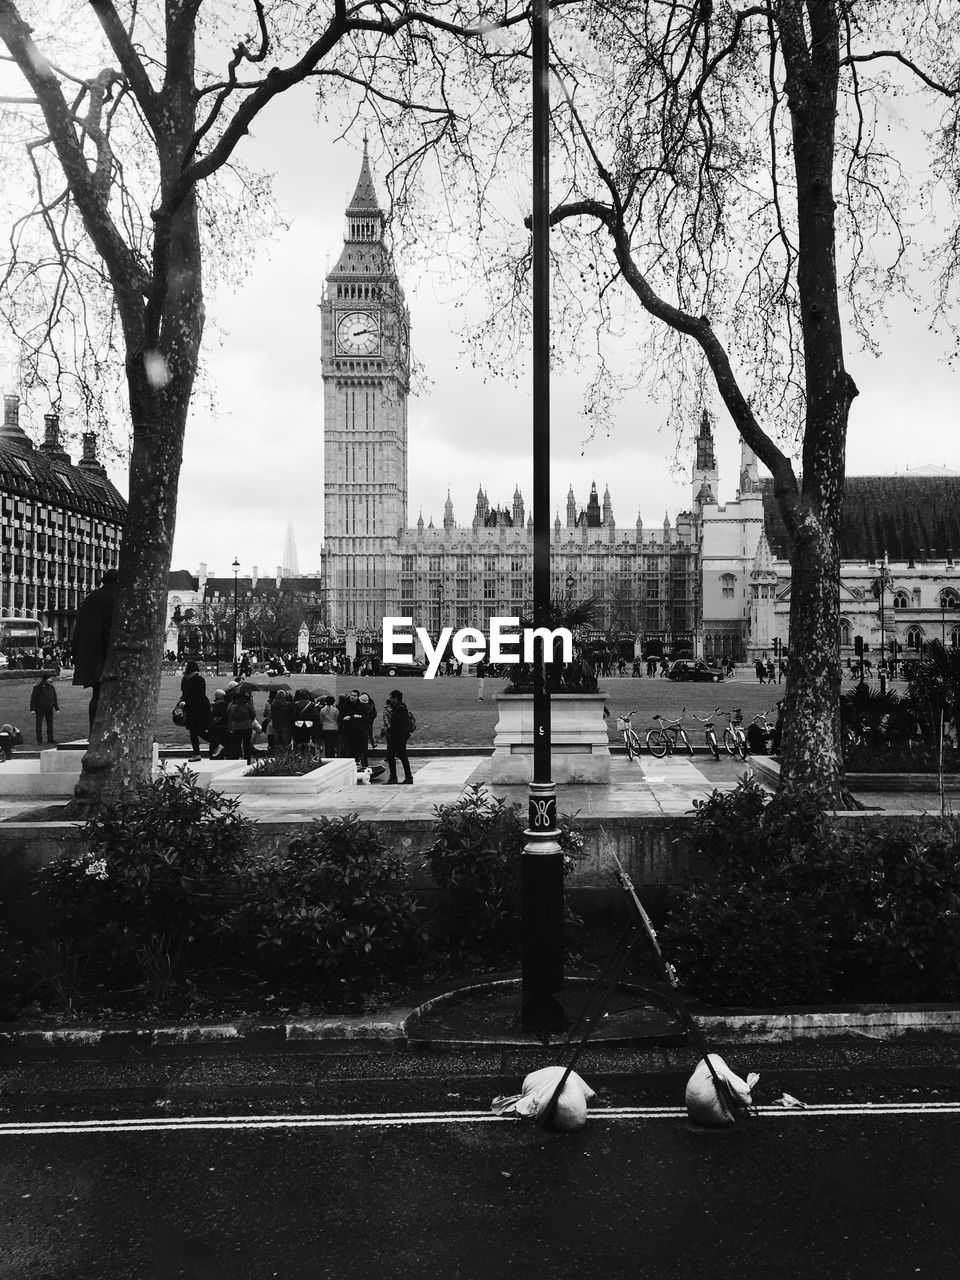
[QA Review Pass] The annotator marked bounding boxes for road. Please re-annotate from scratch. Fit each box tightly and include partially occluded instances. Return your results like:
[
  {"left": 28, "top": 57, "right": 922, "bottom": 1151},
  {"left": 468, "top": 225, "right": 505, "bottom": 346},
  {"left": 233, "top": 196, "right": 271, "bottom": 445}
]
[{"left": 2, "top": 1042, "right": 960, "bottom": 1278}]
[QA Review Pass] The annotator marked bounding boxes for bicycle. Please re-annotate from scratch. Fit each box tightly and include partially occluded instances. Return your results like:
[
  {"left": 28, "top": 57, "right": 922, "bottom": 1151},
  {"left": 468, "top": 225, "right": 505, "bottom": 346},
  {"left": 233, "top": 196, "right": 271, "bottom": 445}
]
[
  {"left": 646, "top": 709, "right": 694, "bottom": 758},
  {"left": 722, "top": 708, "right": 748, "bottom": 761},
  {"left": 615, "top": 710, "right": 643, "bottom": 761},
  {"left": 691, "top": 708, "right": 723, "bottom": 760}
]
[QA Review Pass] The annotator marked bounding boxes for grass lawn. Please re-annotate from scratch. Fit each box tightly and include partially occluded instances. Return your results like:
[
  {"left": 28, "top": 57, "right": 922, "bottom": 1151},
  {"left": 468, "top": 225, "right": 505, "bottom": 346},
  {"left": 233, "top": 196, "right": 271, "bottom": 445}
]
[{"left": 2, "top": 666, "right": 801, "bottom": 750}]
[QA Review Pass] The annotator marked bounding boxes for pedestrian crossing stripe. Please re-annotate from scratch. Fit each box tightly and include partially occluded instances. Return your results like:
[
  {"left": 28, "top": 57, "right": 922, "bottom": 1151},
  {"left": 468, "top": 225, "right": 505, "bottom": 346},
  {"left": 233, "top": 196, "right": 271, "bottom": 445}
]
[{"left": 3, "top": 1101, "right": 960, "bottom": 1136}]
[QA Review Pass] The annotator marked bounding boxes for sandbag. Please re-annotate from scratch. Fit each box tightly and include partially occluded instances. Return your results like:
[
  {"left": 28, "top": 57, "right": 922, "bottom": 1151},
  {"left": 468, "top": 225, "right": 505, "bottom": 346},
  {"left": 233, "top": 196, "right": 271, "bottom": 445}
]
[
  {"left": 685, "top": 1054, "right": 759, "bottom": 1127},
  {"left": 493, "top": 1065, "right": 595, "bottom": 1132}
]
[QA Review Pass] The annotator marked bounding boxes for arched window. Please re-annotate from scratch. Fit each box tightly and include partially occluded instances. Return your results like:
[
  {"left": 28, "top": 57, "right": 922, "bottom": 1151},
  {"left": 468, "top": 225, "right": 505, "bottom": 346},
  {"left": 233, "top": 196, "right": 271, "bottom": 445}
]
[
  {"left": 839, "top": 618, "right": 852, "bottom": 646},
  {"left": 720, "top": 573, "right": 736, "bottom": 599},
  {"left": 892, "top": 591, "right": 910, "bottom": 609},
  {"left": 907, "top": 626, "right": 925, "bottom": 650},
  {"left": 952, "top": 625, "right": 960, "bottom": 649},
  {"left": 940, "top": 589, "right": 960, "bottom": 609}
]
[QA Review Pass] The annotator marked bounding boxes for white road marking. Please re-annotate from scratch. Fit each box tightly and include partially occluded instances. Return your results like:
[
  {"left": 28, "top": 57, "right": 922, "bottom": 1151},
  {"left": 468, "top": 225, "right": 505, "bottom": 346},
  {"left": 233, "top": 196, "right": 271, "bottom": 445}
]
[{"left": 2, "top": 1101, "right": 960, "bottom": 1137}]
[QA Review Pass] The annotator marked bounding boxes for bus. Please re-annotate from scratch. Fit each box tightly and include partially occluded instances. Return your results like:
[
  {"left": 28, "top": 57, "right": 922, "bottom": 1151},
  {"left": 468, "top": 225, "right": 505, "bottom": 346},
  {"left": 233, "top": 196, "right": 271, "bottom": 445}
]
[{"left": 0, "top": 615, "right": 43, "bottom": 655}]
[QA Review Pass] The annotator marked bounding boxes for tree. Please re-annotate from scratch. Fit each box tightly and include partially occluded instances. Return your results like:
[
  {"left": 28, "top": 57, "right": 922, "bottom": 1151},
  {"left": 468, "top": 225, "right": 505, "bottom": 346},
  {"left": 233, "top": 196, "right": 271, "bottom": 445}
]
[
  {"left": 0, "top": 0, "right": 540, "bottom": 806},
  {"left": 474, "top": 0, "right": 960, "bottom": 800}
]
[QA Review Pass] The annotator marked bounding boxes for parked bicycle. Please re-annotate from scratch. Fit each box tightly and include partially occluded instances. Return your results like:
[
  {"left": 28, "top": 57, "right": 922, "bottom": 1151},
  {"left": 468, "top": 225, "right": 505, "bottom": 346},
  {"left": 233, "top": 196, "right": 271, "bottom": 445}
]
[
  {"left": 615, "top": 710, "right": 643, "bottom": 761},
  {"left": 722, "top": 708, "right": 748, "bottom": 760},
  {"left": 691, "top": 708, "right": 723, "bottom": 760},
  {"left": 646, "top": 709, "right": 694, "bottom": 758}
]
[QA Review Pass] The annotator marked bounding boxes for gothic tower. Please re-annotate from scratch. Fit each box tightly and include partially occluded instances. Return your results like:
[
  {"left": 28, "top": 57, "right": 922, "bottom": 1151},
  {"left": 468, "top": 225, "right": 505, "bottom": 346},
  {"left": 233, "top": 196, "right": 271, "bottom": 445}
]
[{"left": 321, "top": 141, "right": 411, "bottom": 629}]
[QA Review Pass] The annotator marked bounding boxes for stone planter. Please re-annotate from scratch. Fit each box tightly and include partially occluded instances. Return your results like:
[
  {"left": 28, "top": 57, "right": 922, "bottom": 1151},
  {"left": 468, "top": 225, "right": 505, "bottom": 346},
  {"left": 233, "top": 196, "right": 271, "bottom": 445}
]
[
  {"left": 211, "top": 756, "right": 356, "bottom": 797},
  {"left": 491, "top": 692, "right": 611, "bottom": 784}
]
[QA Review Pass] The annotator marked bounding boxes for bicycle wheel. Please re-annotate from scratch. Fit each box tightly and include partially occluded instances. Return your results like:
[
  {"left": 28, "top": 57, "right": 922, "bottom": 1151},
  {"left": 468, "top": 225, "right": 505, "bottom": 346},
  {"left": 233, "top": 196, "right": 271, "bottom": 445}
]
[
  {"left": 733, "top": 729, "right": 747, "bottom": 761},
  {"left": 706, "top": 730, "right": 720, "bottom": 761},
  {"left": 678, "top": 729, "right": 694, "bottom": 756},
  {"left": 722, "top": 727, "right": 740, "bottom": 757},
  {"left": 646, "top": 728, "right": 669, "bottom": 758},
  {"left": 623, "top": 732, "right": 634, "bottom": 761}
]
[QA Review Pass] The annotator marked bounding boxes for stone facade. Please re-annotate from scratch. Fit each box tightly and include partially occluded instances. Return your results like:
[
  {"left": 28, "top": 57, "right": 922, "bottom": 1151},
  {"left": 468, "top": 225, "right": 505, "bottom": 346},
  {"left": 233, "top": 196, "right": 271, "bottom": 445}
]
[{"left": 320, "top": 151, "right": 698, "bottom": 654}]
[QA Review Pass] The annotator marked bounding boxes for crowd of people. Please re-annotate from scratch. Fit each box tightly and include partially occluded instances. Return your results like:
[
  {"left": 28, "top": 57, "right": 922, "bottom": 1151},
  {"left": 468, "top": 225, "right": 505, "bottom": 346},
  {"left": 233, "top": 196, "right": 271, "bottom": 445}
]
[{"left": 176, "top": 664, "right": 417, "bottom": 783}]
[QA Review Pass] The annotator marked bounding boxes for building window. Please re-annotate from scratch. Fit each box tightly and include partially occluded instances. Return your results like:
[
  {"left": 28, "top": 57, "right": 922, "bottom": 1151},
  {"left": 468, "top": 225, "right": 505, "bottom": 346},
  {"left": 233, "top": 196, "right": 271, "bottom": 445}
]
[
  {"left": 720, "top": 573, "right": 736, "bottom": 599},
  {"left": 839, "top": 619, "right": 852, "bottom": 647},
  {"left": 892, "top": 591, "right": 910, "bottom": 609},
  {"left": 483, "top": 578, "right": 497, "bottom": 600},
  {"left": 907, "top": 626, "right": 924, "bottom": 650}
]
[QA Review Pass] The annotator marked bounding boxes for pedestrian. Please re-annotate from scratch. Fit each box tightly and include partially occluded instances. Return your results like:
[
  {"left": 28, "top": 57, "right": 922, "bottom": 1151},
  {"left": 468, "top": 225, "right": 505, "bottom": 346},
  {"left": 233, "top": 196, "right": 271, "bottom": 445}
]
[
  {"left": 659, "top": 655, "right": 669, "bottom": 677},
  {"left": 778, "top": 655, "right": 785, "bottom": 683},
  {"left": 339, "top": 689, "right": 368, "bottom": 768},
  {"left": 227, "top": 685, "right": 257, "bottom": 764},
  {"left": 29, "top": 672, "right": 59, "bottom": 745},
  {"left": 180, "top": 660, "right": 211, "bottom": 761},
  {"left": 382, "top": 688, "right": 414, "bottom": 784},
  {"left": 755, "top": 657, "right": 766, "bottom": 684},
  {"left": 318, "top": 695, "right": 340, "bottom": 759},
  {"left": 0, "top": 723, "right": 22, "bottom": 762},
  {"left": 269, "top": 687, "right": 294, "bottom": 750},
  {"left": 765, "top": 658, "right": 775, "bottom": 683},
  {"left": 208, "top": 690, "right": 229, "bottom": 759},
  {"left": 71, "top": 567, "right": 119, "bottom": 733},
  {"left": 291, "top": 687, "right": 316, "bottom": 753},
  {"left": 359, "top": 691, "right": 378, "bottom": 751},
  {"left": 476, "top": 657, "right": 486, "bottom": 700}
]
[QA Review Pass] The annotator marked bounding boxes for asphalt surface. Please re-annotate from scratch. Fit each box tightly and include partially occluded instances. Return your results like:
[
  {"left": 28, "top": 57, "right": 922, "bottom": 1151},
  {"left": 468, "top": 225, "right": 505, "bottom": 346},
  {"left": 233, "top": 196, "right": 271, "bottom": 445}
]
[{"left": 3, "top": 1039, "right": 960, "bottom": 1278}]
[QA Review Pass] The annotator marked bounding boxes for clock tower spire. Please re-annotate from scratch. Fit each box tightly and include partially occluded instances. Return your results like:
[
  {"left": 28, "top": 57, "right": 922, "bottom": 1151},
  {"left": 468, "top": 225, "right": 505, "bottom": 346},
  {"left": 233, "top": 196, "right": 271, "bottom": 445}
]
[{"left": 322, "top": 143, "right": 411, "bottom": 630}]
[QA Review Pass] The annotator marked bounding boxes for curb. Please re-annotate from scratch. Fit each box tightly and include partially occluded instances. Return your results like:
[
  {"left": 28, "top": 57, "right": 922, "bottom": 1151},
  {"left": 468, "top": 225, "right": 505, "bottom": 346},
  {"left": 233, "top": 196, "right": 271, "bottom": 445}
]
[{"left": 5, "top": 1003, "right": 960, "bottom": 1052}]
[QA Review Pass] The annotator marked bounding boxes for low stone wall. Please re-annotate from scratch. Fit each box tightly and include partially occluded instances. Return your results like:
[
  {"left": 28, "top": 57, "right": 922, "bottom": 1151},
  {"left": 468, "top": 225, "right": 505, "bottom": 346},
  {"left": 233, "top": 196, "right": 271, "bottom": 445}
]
[{"left": 0, "top": 806, "right": 937, "bottom": 924}]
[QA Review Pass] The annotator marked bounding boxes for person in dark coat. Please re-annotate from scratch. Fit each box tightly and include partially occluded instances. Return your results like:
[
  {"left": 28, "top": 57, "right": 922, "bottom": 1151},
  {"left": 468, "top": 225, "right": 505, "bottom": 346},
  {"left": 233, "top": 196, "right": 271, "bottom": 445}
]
[
  {"left": 339, "top": 689, "right": 367, "bottom": 768},
  {"left": 180, "top": 660, "right": 211, "bottom": 761},
  {"left": 71, "top": 568, "right": 119, "bottom": 732},
  {"left": 382, "top": 688, "right": 414, "bottom": 784},
  {"left": 227, "top": 686, "right": 257, "bottom": 764},
  {"left": 269, "top": 688, "right": 294, "bottom": 750},
  {"left": 29, "top": 673, "right": 59, "bottom": 744},
  {"left": 291, "top": 688, "right": 316, "bottom": 753},
  {"left": 208, "top": 690, "right": 229, "bottom": 759}
]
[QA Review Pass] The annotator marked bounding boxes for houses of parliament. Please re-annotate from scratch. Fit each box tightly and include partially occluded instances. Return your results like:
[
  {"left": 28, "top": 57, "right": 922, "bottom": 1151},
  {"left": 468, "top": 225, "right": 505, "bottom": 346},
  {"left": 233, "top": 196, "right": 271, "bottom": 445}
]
[{"left": 321, "top": 146, "right": 702, "bottom": 657}]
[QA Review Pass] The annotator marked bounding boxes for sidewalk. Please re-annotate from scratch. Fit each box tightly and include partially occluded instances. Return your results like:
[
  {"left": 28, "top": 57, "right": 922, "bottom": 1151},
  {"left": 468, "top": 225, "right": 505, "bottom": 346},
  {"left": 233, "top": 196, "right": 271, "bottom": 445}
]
[{"left": 1, "top": 749, "right": 944, "bottom": 824}]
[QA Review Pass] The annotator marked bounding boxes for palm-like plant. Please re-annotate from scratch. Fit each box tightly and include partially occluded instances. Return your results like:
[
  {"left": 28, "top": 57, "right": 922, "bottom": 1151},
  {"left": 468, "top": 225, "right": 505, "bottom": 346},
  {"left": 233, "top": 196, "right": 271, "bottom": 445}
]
[
  {"left": 505, "top": 596, "right": 602, "bottom": 693},
  {"left": 907, "top": 640, "right": 960, "bottom": 743}
]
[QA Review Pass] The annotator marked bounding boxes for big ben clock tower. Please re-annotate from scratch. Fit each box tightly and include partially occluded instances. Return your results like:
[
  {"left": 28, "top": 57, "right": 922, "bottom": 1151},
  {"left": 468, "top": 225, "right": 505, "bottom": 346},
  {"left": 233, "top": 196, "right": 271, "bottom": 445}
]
[{"left": 322, "top": 141, "right": 411, "bottom": 630}]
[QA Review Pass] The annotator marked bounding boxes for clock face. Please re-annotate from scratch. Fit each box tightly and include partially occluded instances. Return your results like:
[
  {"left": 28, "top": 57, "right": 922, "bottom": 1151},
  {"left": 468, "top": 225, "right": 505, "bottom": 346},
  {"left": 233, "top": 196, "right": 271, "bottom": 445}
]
[{"left": 337, "top": 310, "right": 381, "bottom": 356}]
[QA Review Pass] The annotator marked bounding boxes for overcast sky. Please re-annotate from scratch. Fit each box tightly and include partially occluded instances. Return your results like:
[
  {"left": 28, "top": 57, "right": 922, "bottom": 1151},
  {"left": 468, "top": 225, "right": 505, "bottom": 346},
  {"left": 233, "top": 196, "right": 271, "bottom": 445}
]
[{"left": 3, "top": 81, "right": 959, "bottom": 580}]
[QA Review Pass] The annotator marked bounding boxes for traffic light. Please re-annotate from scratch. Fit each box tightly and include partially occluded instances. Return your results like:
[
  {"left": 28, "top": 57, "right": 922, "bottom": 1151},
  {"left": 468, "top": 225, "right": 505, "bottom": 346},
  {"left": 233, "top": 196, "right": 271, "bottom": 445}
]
[
  {"left": 890, "top": 639, "right": 898, "bottom": 656},
  {"left": 773, "top": 637, "right": 780, "bottom": 658},
  {"left": 854, "top": 635, "right": 863, "bottom": 657}
]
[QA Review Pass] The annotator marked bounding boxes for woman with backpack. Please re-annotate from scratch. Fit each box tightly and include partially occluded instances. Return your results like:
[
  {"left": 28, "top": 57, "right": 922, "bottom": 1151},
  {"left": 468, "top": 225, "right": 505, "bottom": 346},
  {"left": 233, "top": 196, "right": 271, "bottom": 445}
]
[{"left": 291, "top": 688, "right": 316, "bottom": 753}]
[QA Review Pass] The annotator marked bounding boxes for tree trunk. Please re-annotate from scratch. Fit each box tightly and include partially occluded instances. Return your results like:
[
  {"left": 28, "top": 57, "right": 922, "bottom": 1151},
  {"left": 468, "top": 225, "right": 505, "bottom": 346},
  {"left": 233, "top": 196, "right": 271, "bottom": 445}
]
[
  {"left": 778, "top": 510, "right": 851, "bottom": 801},
  {"left": 72, "top": 373, "right": 193, "bottom": 808}
]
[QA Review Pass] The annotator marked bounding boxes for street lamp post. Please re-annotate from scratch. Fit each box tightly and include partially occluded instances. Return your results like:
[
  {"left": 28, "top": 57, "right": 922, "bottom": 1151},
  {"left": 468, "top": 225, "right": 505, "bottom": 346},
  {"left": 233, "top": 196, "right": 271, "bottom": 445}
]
[
  {"left": 521, "top": 0, "right": 565, "bottom": 1037},
  {"left": 941, "top": 588, "right": 956, "bottom": 648},
  {"left": 232, "top": 558, "right": 240, "bottom": 675},
  {"left": 874, "top": 558, "right": 891, "bottom": 695}
]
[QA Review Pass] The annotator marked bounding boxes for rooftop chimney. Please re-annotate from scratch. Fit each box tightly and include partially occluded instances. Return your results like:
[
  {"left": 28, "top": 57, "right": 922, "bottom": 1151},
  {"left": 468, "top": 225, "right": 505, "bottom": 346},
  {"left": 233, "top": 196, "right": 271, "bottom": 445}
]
[
  {"left": 78, "top": 430, "right": 106, "bottom": 473},
  {"left": 39, "top": 412, "right": 71, "bottom": 463},
  {"left": 0, "top": 393, "right": 33, "bottom": 452}
]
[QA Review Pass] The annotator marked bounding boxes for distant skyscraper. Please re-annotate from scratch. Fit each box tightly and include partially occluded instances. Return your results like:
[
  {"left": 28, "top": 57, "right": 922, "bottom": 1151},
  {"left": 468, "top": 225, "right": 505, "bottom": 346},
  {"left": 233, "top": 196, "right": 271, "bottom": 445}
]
[{"left": 282, "top": 523, "right": 300, "bottom": 576}]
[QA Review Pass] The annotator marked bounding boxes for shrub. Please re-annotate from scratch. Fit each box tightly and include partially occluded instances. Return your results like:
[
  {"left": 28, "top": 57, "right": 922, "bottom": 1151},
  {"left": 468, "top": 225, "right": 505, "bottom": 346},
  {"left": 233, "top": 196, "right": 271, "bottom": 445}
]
[
  {"left": 245, "top": 747, "right": 322, "bottom": 777},
  {"left": 661, "top": 778, "right": 960, "bottom": 1005},
  {"left": 232, "top": 814, "right": 426, "bottom": 986},
  {"left": 34, "top": 767, "right": 252, "bottom": 984},
  {"left": 425, "top": 785, "right": 583, "bottom": 949}
]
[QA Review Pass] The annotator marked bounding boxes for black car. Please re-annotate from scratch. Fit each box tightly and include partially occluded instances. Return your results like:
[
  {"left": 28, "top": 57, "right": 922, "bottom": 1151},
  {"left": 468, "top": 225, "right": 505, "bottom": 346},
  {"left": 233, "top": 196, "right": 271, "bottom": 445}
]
[
  {"left": 379, "top": 659, "right": 427, "bottom": 678},
  {"left": 666, "top": 659, "right": 725, "bottom": 683}
]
